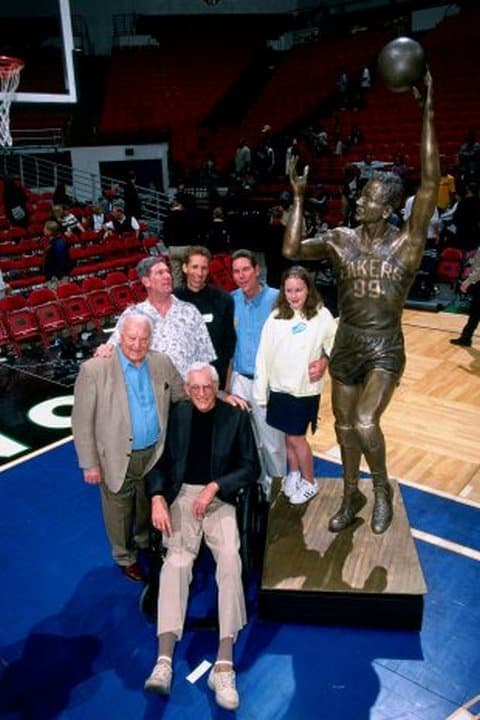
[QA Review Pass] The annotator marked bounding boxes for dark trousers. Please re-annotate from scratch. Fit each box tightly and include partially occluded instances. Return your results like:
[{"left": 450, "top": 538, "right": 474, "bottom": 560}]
[{"left": 461, "top": 282, "right": 480, "bottom": 341}]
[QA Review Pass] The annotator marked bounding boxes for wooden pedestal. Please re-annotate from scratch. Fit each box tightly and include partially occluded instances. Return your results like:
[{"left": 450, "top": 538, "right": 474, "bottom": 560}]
[{"left": 259, "top": 477, "right": 426, "bottom": 630}]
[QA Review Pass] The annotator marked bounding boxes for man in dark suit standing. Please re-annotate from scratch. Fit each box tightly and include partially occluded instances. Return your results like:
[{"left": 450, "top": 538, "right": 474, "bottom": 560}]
[{"left": 144, "top": 362, "right": 260, "bottom": 711}]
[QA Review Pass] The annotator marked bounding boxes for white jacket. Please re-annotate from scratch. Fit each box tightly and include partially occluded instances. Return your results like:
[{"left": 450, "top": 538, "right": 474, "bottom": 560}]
[{"left": 253, "top": 305, "right": 337, "bottom": 405}]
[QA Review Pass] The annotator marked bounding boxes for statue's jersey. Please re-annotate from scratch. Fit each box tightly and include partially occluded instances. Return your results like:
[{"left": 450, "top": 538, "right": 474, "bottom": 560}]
[
  {"left": 318, "top": 226, "right": 418, "bottom": 383},
  {"left": 331, "top": 227, "right": 417, "bottom": 332}
]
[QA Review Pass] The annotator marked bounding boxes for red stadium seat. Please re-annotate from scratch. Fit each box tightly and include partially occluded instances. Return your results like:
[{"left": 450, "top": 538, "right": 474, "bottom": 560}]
[
  {"left": 0, "top": 316, "right": 10, "bottom": 352},
  {"left": 0, "top": 295, "right": 42, "bottom": 355},
  {"left": 81, "top": 277, "right": 116, "bottom": 328},
  {"left": 105, "top": 271, "right": 136, "bottom": 312},
  {"left": 209, "top": 253, "right": 236, "bottom": 292},
  {"left": 57, "top": 282, "right": 95, "bottom": 337},
  {"left": 435, "top": 247, "right": 463, "bottom": 286},
  {"left": 127, "top": 267, "right": 147, "bottom": 302},
  {"left": 27, "top": 288, "right": 68, "bottom": 346}
]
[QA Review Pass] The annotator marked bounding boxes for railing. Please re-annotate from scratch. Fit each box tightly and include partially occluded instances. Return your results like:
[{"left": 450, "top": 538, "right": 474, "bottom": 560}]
[
  {"left": 0, "top": 153, "right": 170, "bottom": 233},
  {"left": 10, "top": 128, "right": 64, "bottom": 150}
]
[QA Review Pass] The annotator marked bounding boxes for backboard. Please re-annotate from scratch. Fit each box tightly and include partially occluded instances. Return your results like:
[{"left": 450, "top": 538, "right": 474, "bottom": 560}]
[{"left": 0, "top": 0, "right": 77, "bottom": 104}]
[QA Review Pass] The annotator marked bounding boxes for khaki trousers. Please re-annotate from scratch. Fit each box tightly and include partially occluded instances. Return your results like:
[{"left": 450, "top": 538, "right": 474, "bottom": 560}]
[
  {"left": 99, "top": 446, "right": 154, "bottom": 566},
  {"left": 157, "top": 484, "right": 246, "bottom": 641}
]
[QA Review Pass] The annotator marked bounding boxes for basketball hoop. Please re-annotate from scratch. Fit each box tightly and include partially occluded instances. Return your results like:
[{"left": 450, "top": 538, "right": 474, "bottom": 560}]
[{"left": 0, "top": 56, "right": 24, "bottom": 148}]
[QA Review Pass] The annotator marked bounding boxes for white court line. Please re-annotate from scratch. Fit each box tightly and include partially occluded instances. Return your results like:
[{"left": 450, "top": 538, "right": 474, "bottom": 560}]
[
  {"left": 0, "top": 435, "right": 73, "bottom": 473},
  {"left": 318, "top": 448, "right": 480, "bottom": 509},
  {"left": 411, "top": 528, "right": 480, "bottom": 562},
  {"left": 186, "top": 660, "right": 212, "bottom": 684}
]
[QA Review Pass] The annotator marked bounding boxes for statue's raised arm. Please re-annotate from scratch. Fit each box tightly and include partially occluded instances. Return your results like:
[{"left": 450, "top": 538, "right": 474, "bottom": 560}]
[
  {"left": 406, "top": 70, "right": 440, "bottom": 256},
  {"left": 283, "top": 159, "right": 336, "bottom": 261}
]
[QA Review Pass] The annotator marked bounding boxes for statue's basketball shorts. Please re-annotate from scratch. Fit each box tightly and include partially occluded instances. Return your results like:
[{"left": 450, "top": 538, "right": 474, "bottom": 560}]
[{"left": 330, "top": 322, "right": 405, "bottom": 385}]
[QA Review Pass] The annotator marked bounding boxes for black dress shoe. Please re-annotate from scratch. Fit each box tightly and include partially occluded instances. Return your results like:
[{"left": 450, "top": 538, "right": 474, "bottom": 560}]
[
  {"left": 450, "top": 337, "right": 472, "bottom": 347},
  {"left": 121, "top": 562, "right": 145, "bottom": 582}
]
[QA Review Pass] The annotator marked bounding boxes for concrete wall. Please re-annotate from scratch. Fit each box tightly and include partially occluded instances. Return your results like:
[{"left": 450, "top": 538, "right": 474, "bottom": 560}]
[{"left": 69, "top": 141, "right": 169, "bottom": 201}]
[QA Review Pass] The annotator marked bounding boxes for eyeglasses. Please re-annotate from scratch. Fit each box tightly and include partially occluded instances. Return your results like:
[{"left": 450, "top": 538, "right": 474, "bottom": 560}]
[{"left": 189, "top": 384, "right": 214, "bottom": 393}]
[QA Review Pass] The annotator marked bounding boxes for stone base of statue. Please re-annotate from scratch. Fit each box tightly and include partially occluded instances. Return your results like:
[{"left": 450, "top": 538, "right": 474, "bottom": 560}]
[{"left": 259, "top": 477, "right": 426, "bottom": 630}]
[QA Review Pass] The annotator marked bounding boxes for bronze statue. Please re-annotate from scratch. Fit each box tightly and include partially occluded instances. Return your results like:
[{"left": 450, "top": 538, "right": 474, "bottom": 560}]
[{"left": 283, "top": 71, "right": 439, "bottom": 534}]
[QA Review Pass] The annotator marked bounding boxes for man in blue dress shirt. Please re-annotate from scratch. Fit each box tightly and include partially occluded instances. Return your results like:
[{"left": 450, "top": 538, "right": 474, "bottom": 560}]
[
  {"left": 72, "top": 312, "right": 185, "bottom": 582},
  {"left": 229, "top": 249, "right": 286, "bottom": 490}
]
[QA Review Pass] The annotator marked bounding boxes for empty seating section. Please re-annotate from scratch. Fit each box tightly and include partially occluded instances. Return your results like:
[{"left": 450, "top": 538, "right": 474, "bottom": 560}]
[{"left": 99, "top": 44, "right": 256, "bottom": 153}]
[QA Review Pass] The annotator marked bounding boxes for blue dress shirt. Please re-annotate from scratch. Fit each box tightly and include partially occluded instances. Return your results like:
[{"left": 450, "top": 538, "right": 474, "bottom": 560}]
[
  {"left": 231, "top": 284, "right": 278, "bottom": 376},
  {"left": 117, "top": 348, "right": 160, "bottom": 450}
]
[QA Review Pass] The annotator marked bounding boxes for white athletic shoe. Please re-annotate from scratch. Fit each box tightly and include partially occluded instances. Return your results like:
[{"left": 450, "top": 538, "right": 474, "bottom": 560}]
[
  {"left": 281, "top": 470, "right": 301, "bottom": 498},
  {"left": 289, "top": 478, "right": 319, "bottom": 505},
  {"left": 208, "top": 665, "right": 240, "bottom": 710},
  {"left": 144, "top": 656, "right": 172, "bottom": 694}
]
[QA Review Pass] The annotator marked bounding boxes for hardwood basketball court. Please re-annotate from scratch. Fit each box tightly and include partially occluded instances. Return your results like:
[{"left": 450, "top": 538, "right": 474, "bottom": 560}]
[{"left": 310, "top": 309, "right": 480, "bottom": 504}]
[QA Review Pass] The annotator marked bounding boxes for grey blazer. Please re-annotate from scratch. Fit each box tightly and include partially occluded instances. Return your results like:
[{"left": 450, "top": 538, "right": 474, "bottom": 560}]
[{"left": 72, "top": 350, "right": 185, "bottom": 492}]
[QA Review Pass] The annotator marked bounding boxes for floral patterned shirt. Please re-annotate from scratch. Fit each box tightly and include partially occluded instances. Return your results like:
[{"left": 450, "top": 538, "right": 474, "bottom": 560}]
[{"left": 109, "top": 296, "right": 216, "bottom": 379}]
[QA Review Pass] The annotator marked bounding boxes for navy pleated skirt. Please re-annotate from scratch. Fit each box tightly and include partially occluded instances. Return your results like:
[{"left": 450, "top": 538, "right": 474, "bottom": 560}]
[{"left": 266, "top": 391, "right": 320, "bottom": 435}]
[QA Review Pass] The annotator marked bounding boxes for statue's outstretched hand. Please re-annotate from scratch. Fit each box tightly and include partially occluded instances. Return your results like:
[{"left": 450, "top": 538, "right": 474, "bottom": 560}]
[
  {"left": 289, "top": 157, "right": 309, "bottom": 197},
  {"left": 412, "top": 67, "right": 433, "bottom": 109}
]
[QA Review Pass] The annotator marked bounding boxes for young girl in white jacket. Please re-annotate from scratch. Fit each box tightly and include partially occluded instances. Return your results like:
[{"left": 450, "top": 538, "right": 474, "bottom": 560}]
[{"left": 253, "top": 266, "right": 336, "bottom": 504}]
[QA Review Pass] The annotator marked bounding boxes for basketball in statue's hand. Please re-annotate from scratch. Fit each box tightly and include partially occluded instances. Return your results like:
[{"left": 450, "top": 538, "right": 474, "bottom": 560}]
[{"left": 377, "top": 37, "right": 426, "bottom": 92}]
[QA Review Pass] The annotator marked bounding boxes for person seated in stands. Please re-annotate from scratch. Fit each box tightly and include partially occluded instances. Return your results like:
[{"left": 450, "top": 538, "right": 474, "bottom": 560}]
[
  {"left": 353, "top": 152, "right": 387, "bottom": 182},
  {"left": 89, "top": 203, "right": 106, "bottom": 232},
  {"left": 43, "top": 220, "right": 73, "bottom": 286},
  {"left": 403, "top": 189, "right": 440, "bottom": 298},
  {"left": 0, "top": 268, "right": 11, "bottom": 298},
  {"left": 308, "top": 184, "right": 329, "bottom": 218},
  {"left": 234, "top": 138, "right": 251, "bottom": 180},
  {"left": 341, "top": 163, "right": 362, "bottom": 227},
  {"left": 103, "top": 199, "right": 140, "bottom": 239},
  {"left": 199, "top": 153, "right": 219, "bottom": 185},
  {"left": 51, "top": 204, "right": 85, "bottom": 237},
  {"left": 458, "top": 128, "right": 480, "bottom": 190},
  {"left": 390, "top": 153, "right": 410, "bottom": 191},
  {"left": 144, "top": 362, "right": 260, "bottom": 710},
  {"left": 123, "top": 170, "right": 142, "bottom": 219},
  {"left": 203, "top": 206, "right": 232, "bottom": 255},
  {"left": 437, "top": 160, "right": 456, "bottom": 213},
  {"left": 52, "top": 182, "right": 74, "bottom": 208},
  {"left": 349, "top": 123, "right": 364, "bottom": 147},
  {"left": 3, "top": 175, "right": 28, "bottom": 228},
  {"left": 253, "top": 125, "right": 276, "bottom": 181}
]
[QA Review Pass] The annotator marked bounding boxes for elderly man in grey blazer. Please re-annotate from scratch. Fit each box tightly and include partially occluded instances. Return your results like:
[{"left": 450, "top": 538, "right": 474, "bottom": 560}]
[{"left": 72, "top": 311, "right": 185, "bottom": 582}]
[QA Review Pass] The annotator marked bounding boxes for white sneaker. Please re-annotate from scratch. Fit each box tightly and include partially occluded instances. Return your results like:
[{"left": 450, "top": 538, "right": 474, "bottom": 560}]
[
  {"left": 208, "top": 665, "right": 240, "bottom": 710},
  {"left": 289, "top": 478, "right": 319, "bottom": 505},
  {"left": 144, "top": 656, "right": 172, "bottom": 694},
  {"left": 282, "top": 470, "right": 301, "bottom": 498}
]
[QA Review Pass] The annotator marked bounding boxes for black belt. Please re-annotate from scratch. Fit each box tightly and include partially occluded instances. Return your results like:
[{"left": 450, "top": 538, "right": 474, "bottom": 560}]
[{"left": 239, "top": 373, "right": 254, "bottom": 380}]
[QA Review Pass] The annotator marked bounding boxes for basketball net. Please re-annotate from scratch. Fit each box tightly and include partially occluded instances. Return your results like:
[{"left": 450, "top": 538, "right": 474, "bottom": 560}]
[{"left": 0, "top": 56, "right": 24, "bottom": 148}]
